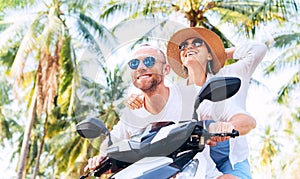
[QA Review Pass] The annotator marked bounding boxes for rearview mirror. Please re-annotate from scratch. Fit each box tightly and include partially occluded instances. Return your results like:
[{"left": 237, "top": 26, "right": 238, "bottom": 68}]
[
  {"left": 193, "top": 77, "right": 241, "bottom": 120},
  {"left": 76, "top": 117, "right": 109, "bottom": 139},
  {"left": 198, "top": 77, "right": 241, "bottom": 103}
]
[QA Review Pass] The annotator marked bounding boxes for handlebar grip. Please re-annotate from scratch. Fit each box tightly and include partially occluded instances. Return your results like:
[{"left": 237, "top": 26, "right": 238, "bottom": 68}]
[
  {"left": 231, "top": 129, "right": 239, "bottom": 138},
  {"left": 80, "top": 158, "right": 112, "bottom": 179},
  {"left": 93, "top": 158, "right": 112, "bottom": 177},
  {"left": 210, "top": 129, "right": 239, "bottom": 138}
]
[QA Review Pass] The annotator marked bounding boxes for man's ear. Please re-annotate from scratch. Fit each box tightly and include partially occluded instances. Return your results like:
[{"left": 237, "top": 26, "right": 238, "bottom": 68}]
[{"left": 163, "top": 64, "right": 171, "bottom": 75}]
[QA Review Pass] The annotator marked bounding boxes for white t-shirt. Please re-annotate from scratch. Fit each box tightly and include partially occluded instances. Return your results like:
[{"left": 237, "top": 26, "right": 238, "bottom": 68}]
[
  {"left": 101, "top": 83, "right": 222, "bottom": 178},
  {"left": 198, "top": 41, "right": 268, "bottom": 167},
  {"left": 110, "top": 84, "right": 183, "bottom": 140}
]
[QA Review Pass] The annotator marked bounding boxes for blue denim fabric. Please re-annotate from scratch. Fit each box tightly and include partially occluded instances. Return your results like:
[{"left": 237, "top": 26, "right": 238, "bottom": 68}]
[{"left": 205, "top": 120, "right": 252, "bottom": 179}]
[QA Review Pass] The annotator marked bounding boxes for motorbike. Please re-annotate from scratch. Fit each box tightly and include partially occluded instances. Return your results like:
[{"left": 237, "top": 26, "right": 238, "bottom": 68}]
[{"left": 76, "top": 77, "right": 241, "bottom": 179}]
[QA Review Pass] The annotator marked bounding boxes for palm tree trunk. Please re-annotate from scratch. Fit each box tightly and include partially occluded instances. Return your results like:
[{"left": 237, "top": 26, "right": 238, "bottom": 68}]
[
  {"left": 17, "top": 87, "right": 38, "bottom": 179},
  {"left": 31, "top": 115, "right": 48, "bottom": 179}
]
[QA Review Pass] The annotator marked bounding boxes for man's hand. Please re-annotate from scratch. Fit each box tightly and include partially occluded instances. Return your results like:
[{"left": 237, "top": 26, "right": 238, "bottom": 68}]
[
  {"left": 207, "top": 122, "right": 234, "bottom": 146},
  {"left": 126, "top": 94, "right": 143, "bottom": 110},
  {"left": 84, "top": 155, "right": 107, "bottom": 172}
]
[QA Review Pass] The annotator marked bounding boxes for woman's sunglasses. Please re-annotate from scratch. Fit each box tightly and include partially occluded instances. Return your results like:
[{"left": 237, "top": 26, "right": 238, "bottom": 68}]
[
  {"left": 178, "top": 38, "right": 204, "bottom": 51},
  {"left": 128, "top": 56, "right": 158, "bottom": 70}
]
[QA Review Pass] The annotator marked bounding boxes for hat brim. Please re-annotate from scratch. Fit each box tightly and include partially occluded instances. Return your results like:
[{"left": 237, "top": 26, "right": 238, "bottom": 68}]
[{"left": 167, "top": 27, "right": 226, "bottom": 78}]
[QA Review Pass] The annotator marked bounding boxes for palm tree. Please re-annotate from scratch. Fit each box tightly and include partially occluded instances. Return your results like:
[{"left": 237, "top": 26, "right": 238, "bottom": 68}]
[
  {"left": 0, "top": 0, "right": 121, "bottom": 178},
  {"left": 0, "top": 76, "right": 10, "bottom": 137},
  {"left": 0, "top": 0, "right": 298, "bottom": 178},
  {"left": 264, "top": 19, "right": 300, "bottom": 105},
  {"left": 100, "top": 0, "right": 298, "bottom": 47},
  {"left": 262, "top": 15, "right": 300, "bottom": 177}
]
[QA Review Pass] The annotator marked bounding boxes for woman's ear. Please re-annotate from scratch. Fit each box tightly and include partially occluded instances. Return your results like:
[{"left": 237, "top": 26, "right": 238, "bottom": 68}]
[{"left": 207, "top": 53, "right": 213, "bottom": 60}]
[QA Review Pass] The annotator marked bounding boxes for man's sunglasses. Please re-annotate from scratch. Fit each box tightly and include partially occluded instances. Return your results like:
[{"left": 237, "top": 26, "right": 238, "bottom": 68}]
[
  {"left": 128, "top": 56, "right": 159, "bottom": 70},
  {"left": 178, "top": 38, "right": 204, "bottom": 51}
]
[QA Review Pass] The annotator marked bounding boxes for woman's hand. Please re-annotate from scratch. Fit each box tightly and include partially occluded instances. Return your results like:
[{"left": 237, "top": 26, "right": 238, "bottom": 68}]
[
  {"left": 207, "top": 122, "right": 235, "bottom": 146},
  {"left": 225, "top": 47, "right": 236, "bottom": 59}
]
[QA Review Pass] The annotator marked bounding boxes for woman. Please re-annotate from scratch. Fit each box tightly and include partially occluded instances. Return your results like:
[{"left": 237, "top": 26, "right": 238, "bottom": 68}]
[{"left": 165, "top": 27, "right": 267, "bottom": 178}]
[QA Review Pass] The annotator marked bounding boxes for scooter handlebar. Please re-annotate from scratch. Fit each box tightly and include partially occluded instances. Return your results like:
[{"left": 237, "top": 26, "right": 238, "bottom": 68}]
[
  {"left": 80, "top": 157, "right": 112, "bottom": 179},
  {"left": 210, "top": 129, "right": 239, "bottom": 138}
]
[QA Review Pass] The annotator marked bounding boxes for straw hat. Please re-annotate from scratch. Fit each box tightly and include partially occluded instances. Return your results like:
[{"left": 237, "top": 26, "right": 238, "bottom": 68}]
[{"left": 166, "top": 27, "right": 226, "bottom": 78}]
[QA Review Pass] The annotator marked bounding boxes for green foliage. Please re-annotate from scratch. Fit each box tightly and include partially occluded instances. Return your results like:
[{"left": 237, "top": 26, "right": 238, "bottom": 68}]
[
  {"left": 0, "top": 0, "right": 35, "bottom": 11},
  {"left": 56, "top": 134, "right": 79, "bottom": 174},
  {"left": 264, "top": 19, "right": 300, "bottom": 105},
  {"left": 260, "top": 125, "right": 280, "bottom": 166},
  {"left": 57, "top": 35, "right": 75, "bottom": 115},
  {"left": 0, "top": 38, "right": 21, "bottom": 68},
  {"left": 1, "top": 0, "right": 299, "bottom": 178},
  {"left": 292, "top": 107, "right": 300, "bottom": 122},
  {"left": 277, "top": 72, "right": 299, "bottom": 104},
  {"left": 273, "top": 33, "right": 300, "bottom": 48}
]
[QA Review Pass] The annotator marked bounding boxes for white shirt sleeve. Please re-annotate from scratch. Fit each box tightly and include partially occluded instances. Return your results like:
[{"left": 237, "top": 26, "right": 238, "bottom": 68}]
[
  {"left": 198, "top": 100, "right": 250, "bottom": 122},
  {"left": 231, "top": 41, "right": 267, "bottom": 77},
  {"left": 99, "top": 120, "right": 131, "bottom": 157}
]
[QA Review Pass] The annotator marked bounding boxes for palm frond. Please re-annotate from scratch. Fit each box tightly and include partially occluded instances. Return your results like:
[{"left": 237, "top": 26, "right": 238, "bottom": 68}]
[
  {"left": 100, "top": 1, "right": 134, "bottom": 20},
  {"left": 217, "top": 0, "right": 298, "bottom": 37},
  {"left": 55, "top": 135, "right": 80, "bottom": 174},
  {"left": 264, "top": 44, "right": 300, "bottom": 75},
  {"left": 37, "top": 8, "right": 63, "bottom": 49},
  {"left": 0, "top": 0, "right": 35, "bottom": 11},
  {"left": 10, "top": 30, "right": 35, "bottom": 82},
  {"left": 201, "top": 19, "right": 234, "bottom": 48},
  {"left": 75, "top": 18, "right": 110, "bottom": 71},
  {"left": 79, "top": 13, "right": 119, "bottom": 49},
  {"left": 0, "top": 39, "right": 20, "bottom": 68},
  {"left": 65, "top": 0, "right": 101, "bottom": 13},
  {"left": 68, "top": 136, "right": 83, "bottom": 169},
  {"left": 100, "top": 1, "right": 171, "bottom": 21},
  {"left": 291, "top": 107, "right": 300, "bottom": 123},
  {"left": 273, "top": 33, "right": 300, "bottom": 48},
  {"left": 259, "top": 125, "right": 280, "bottom": 166},
  {"left": 277, "top": 72, "right": 299, "bottom": 104},
  {"left": 9, "top": 13, "right": 46, "bottom": 83}
]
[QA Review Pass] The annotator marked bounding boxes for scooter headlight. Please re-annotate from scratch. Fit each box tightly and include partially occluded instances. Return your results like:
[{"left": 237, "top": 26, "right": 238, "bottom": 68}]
[{"left": 175, "top": 159, "right": 199, "bottom": 179}]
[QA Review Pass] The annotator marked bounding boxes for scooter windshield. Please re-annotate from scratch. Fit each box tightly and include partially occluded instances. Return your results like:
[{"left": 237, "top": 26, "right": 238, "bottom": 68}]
[{"left": 130, "top": 121, "right": 175, "bottom": 143}]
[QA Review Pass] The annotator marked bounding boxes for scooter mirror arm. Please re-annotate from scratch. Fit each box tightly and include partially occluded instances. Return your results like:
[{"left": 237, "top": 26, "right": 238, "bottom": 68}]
[
  {"left": 192, "top": 98, "right": 203, "bottom": 121},
  {"left": 106, "top": 132, "right": 113, "bottom": 146}
]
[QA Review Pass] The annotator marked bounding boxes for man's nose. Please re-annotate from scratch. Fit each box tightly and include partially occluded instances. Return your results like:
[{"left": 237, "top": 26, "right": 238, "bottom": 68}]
[
  {"left": 137, "top": 61, "right": 147, "bottom": 70},
  {"left": 137, "top": 65, "right": 147, "bottom": 72}
]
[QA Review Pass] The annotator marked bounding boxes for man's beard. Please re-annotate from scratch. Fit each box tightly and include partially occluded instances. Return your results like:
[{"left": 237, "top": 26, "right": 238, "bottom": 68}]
[{"left": 134, "top": 73, "right": 162, "bottom": 93}]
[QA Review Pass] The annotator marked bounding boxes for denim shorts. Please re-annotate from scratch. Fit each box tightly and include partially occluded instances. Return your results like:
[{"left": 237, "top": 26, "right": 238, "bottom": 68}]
[
  {"left": 206, "top": 120, "right": 252, "bottom": 179},
  {"left": 210, "top": 140, "right": 252, "bottom": 179}
]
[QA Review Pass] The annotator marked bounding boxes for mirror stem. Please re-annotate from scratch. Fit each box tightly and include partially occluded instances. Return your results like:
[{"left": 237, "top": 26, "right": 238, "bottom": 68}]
[
  {"left": 107, "top": 132, "right": 113, "bottom": 146},
  {"left": 192, "top": 110, "right": 198, "bottom": 121}
]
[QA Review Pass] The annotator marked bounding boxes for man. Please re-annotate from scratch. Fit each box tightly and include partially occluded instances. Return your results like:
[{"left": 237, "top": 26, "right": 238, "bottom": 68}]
[{"left": 84, "top": 44, "right": 238, "bottom": 178}]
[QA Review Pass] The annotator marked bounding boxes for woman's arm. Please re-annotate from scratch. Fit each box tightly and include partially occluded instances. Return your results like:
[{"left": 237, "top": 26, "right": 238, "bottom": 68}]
[{"left": 232, "top": 42, "right": 267, "bottom": 76}]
